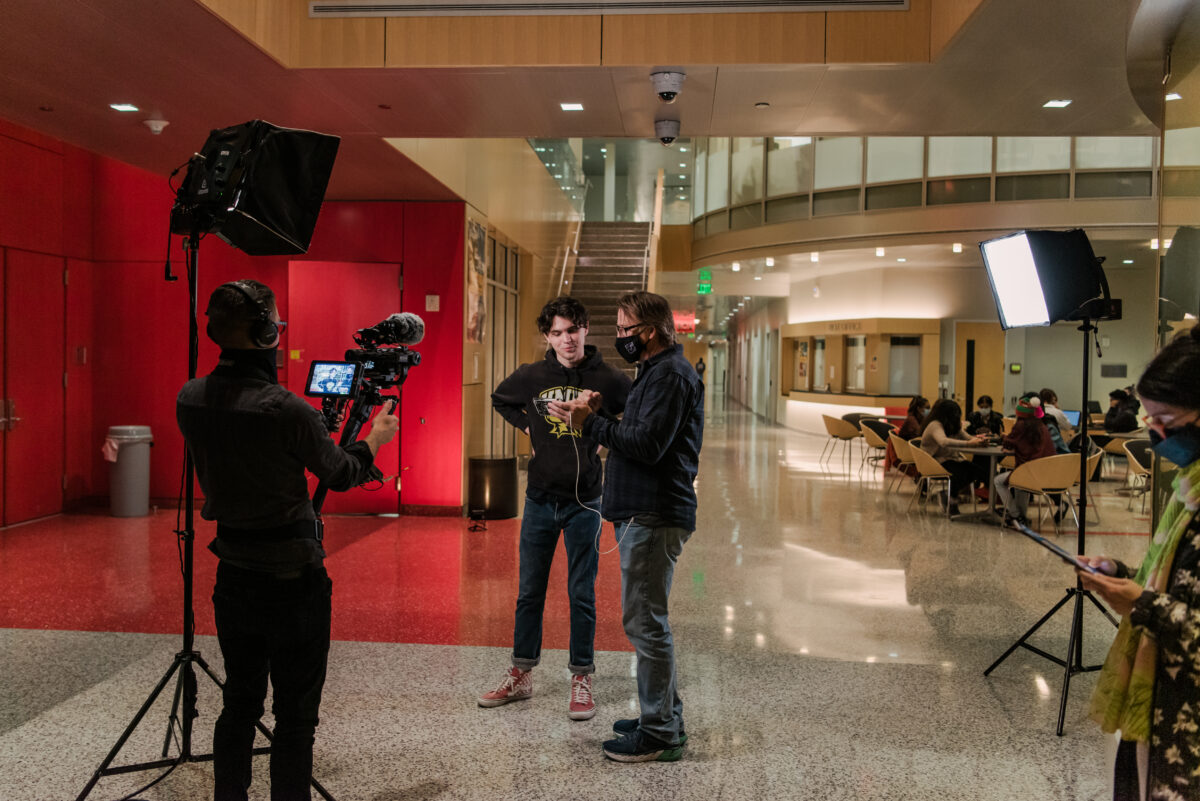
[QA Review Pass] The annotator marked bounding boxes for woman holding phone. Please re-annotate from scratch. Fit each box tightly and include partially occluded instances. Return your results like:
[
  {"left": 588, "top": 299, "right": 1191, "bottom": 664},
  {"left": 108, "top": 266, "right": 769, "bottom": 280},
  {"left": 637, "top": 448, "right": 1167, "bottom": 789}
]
[{"left": 1078, "top": 325, "right": 1200, "bottom": 800}]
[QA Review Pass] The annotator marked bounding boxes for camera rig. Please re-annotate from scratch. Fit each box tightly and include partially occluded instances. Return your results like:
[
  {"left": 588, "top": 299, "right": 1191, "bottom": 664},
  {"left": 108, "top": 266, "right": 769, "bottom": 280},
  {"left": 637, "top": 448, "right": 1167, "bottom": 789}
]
[{"left": 310, "top": 317, "right": 422, "bottom": 516}]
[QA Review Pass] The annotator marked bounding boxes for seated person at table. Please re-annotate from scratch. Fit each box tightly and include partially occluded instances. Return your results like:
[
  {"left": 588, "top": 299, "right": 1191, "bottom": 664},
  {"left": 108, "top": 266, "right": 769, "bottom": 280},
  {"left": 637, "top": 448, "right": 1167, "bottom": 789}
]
[
  {"left": 993, "top": 396, "right": 1056, "bottom": 528},
  {"left": 966, "top": 395, "right": 1004, "bottom": 437},
  {"left": 919, "top": 399, "right": 988, "bottom": 514},
  {"left": 897, "top": 395, "right": 929, "bottom": 441},
  {"left": 888, "top": 396, "right": 929, "bottom": 478},
  {"left": 1039, "top": 388, "right": 1074, "bottom": 437},
  {"left": 1105, "top": 389, "right": 1140, "bottom": 433}
]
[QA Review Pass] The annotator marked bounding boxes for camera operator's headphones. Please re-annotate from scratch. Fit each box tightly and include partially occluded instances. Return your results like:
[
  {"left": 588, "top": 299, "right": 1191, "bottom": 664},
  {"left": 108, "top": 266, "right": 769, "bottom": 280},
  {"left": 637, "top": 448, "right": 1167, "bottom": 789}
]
[{"left": 209, "top": 281, "right": 279, "bottom": 348}]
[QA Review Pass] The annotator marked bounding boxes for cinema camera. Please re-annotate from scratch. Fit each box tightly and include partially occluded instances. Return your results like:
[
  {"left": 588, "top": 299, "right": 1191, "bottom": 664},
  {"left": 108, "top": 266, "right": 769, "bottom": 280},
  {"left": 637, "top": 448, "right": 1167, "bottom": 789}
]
[{"left": 305, "top": 312, "right": 424, "bottom": 435}]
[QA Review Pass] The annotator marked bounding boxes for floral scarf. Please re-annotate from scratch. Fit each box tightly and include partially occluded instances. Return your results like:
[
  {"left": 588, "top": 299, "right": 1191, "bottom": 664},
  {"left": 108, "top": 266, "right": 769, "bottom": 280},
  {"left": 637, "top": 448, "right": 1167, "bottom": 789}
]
[{"left": 1088, "top": 458, "right": 1200, "bottom": 741}]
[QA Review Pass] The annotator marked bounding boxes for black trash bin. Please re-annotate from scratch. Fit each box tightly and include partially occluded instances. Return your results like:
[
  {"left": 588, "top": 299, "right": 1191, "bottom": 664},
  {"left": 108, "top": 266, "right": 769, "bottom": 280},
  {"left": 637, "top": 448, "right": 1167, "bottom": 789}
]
[{"left": 468, "top": 456, "right": 518, "bottom": 519}]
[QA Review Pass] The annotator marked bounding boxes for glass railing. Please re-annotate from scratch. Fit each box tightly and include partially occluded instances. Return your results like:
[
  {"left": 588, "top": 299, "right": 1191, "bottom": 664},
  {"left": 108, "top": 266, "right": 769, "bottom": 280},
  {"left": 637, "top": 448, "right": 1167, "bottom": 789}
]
[{"left": 691, "top": 133, "right": 1200, "bottom": 239}]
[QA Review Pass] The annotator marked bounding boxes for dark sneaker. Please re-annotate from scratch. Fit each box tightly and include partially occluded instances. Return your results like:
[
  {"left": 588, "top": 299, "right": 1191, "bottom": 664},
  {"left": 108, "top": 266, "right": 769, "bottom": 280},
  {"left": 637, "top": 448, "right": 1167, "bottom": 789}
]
[
  {"left": 612, "top": 718, "right": 688, "bottom": 745},
  {"left": 602, "top": 730, "right": 684, "bottom": 762}
]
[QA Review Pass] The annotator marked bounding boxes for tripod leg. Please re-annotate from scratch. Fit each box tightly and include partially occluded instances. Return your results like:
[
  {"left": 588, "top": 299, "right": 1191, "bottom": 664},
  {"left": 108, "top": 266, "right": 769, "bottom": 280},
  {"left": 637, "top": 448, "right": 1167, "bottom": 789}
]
[
  {"left": 1084, "top": 590, "right": 1120, "bottom": 627},
  {"left": 984, "top": 589, "right": 1073, "bottom": 676},
  {"left": 1056, "top": 590, "right": 1085, "bottom": 736},
  {"left": 161, "top": 667, "right": 186, "bottom": 758},
  {"left": 77, "top": 659, "right": 183, "bottom": 801}
]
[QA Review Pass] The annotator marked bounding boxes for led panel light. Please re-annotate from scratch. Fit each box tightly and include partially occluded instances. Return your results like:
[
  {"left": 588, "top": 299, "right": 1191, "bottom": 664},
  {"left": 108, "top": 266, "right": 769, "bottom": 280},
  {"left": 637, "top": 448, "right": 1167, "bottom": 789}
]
[
  {"left": 110, "top": 103, "right": 139, "bottom": 112},
  {"left": 1043, "top": 99, "right": 1072, "bottom": 108},
  {"left": 560, "top": 103, "right": 584, "bottom": 111}
]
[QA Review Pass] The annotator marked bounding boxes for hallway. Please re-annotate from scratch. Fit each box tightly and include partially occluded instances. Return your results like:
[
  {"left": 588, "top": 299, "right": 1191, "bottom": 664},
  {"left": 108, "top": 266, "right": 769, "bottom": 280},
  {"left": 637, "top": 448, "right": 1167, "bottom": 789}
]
[{"left": 0, "top": 400, "right": 1148, "bottom": 800}]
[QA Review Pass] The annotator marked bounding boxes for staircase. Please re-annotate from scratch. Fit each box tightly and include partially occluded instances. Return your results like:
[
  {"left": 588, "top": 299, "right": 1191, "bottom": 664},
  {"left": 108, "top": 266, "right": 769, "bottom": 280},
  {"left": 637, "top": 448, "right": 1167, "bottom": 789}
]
[{"left": 568, "top": 221, "right": 651, "bottom": 375}]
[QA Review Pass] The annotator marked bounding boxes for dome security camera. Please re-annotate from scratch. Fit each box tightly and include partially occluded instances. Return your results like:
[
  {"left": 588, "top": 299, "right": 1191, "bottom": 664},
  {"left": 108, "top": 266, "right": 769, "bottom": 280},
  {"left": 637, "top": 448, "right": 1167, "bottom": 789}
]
[
  {"left": 654, "top": 119, "right": 681, "bottom": 146},
  {"left": 650, "top": 71, "right": 686, "bottom": 104}
]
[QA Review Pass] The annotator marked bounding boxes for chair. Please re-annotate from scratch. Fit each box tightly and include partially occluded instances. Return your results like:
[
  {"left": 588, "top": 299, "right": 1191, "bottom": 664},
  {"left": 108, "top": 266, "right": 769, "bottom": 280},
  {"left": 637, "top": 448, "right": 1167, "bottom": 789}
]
[
  {"left": 1008, "top": 453, "right": 1082, "bottom": 534},
  {"left": 1083, "top": 448, "right": 1104, "bottom": 525},
  {"left": 820, "top": 415, "right": 862, "bottom": 471},
  {"left": 907, "top": 446, "right": 979, "bottom": 518},
  {"left": 859, "top": 419, "right": 892, "bottom": 474},
  {"left": 1123, "top": 439, "right": 1154, "bottom": 512},
  {"left": 887, "top": 433, "right": 915, "bottom": 494},
  {"left": 907, "top": 446, "right": 953, "bottom": 516},
  {"left": 1001, "top": 417, "right": 1016, "bottom": 435}
]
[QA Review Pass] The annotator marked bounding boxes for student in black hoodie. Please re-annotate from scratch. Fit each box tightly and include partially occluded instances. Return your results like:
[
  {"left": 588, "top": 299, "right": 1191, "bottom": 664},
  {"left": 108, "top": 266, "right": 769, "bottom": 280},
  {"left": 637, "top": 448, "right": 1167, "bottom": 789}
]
[{"left": 478, "top": 296, "right": 631, "bottom": 721}]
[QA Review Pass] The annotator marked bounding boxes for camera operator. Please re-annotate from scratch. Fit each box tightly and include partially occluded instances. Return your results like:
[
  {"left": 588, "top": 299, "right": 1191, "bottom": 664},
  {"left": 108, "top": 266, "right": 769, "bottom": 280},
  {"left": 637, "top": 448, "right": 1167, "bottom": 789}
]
[
  {"left": 549, "top": 290, "right": 704, "bottom": 763},
  {"left": 177, "top": 280, "right": 398, "bottom": 801},
  {"left": 478, "top": 296, "right": 631, "bottom": 720}
]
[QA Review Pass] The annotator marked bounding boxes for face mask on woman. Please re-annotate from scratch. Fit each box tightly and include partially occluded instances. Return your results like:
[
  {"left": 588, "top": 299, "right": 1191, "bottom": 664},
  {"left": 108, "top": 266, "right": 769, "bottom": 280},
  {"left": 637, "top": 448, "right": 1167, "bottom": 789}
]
[{"left": 1149, "top": 424, "right": 1200, "bottom": 467}]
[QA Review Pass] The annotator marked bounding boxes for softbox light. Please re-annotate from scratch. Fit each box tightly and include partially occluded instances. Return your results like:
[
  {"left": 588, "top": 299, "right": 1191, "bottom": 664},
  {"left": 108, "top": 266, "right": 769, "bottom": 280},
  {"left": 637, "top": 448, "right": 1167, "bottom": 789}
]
[
  {"left": 171, "top": 120, "right": 340, "bottom": 256},
  {"left": 979, "top": 229, "right": 1112, "bottom": 329}
]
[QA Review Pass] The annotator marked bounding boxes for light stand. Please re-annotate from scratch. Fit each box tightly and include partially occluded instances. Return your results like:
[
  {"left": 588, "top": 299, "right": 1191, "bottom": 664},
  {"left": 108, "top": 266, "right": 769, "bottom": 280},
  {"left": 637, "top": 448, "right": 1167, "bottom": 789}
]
[{"left": 983, "top": 310, "right": 1119, "bottom": 736}]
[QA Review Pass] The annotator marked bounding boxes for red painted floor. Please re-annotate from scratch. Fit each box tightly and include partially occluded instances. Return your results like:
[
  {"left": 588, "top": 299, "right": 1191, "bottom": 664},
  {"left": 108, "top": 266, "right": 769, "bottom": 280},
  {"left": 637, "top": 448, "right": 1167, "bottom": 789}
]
[{"left": 0, "top": 511, "right": 633, "bottom": 651}]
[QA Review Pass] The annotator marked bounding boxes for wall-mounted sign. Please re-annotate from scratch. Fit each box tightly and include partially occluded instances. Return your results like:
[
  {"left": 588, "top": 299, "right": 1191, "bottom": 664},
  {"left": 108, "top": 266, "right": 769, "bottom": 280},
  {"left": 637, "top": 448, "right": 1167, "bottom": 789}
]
[
  {"left": 697, "top": 267, "right": 713, "bottom": 295},
  {"left": 673, "top": 310, "right": 696, "bottom": 333},
  {"left": 1009, "top": 362, "right": 1022, "bottom": 374}
]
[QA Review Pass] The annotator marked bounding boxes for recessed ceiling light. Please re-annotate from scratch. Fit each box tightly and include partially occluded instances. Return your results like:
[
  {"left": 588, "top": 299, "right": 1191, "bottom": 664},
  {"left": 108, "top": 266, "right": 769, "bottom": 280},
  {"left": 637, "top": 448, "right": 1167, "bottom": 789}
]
[
  {"left": 679, "top": 163, "right": 686, "bottom": 168},
  {"left": 810, "top": 252, "right": 819, "bottom": 263},
  {"left": 110, "top": 103, "right": 139, "bottom": 112},
  {"left": 560, "top": 102, "right": 584, "bottom": 111},
  {"left": 743, "top": 296, "right": 751, "bottom": 300},
  {"left": 678, "top": 194, "right": 686, "bottom": 199},
  {"left": 693, "top": 317, "right": 700, "bottom": 324},
  {"left": 679, "top": 147, "right": 688, "bottom": 153},
  {"left": 731, "top": 262, "right": 741, "bottom": 272},
  {"left": 875, "top": 247, "right": 885, "bottom": 257},
  {"left": 553, "top": 174, "right": 562, "bottom": 179},
  {"left": 754, "top": 102, "right": 770, "bottom": 109},
  {"left": 679, "top": 174, "right": 686, "bottom": 179},
  {"left": 952, "top": 243, "right": 963, "bottom": 253},
  {"left": 1151, "top": 238, "right": 1160, "bottom": 249},
  {"left": 754, "top": 276, "right": 762, "bottom": 281},
  {"left": 1123, "top": 259, "right": 1134, "bottom": 264},
  {"left": 897, "top": 258, "right": 907, "bottom": 263},
  {"left": 600, "top": 147, "right": 607, "bottom": 153},
  {"left": 1166, "top": 92, "right": 1182, "bottom": 101},
  {"left": 1043, "top": 99, "right": 1072, "bottom": 108},
  {"left": 765, "top": 257, "right": 774, "bottom": 267}
]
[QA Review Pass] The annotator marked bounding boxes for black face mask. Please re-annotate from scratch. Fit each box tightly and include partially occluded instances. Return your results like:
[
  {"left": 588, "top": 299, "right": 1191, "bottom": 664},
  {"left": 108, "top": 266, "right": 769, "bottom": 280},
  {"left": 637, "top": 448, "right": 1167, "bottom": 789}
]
[
  {"left": 1150, "top": 424, "right": 1200, "bottom": 467},
  {"left": 615, "top": 334, "right": 645, "bottom": 364}
]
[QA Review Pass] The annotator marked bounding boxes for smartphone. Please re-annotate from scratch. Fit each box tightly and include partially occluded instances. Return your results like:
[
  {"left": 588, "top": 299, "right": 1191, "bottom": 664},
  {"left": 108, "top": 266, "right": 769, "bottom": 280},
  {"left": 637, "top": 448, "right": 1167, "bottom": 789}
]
[
  {"left": 1014, "top": 523, "right": 1099, "bottom": 574},
  {"left": 305, "top": 361, "right": 362, "bottom": 398}
]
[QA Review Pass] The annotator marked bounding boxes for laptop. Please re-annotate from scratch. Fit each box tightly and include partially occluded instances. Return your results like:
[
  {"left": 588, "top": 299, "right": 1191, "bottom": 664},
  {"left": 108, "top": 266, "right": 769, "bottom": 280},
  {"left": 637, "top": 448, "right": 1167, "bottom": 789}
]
[
  {"left": 1061, "top": 409, "right": 1082, "bottom": 428},
  {"left": 1086, "top": 400, "right": 1103, "bottom": 415}
]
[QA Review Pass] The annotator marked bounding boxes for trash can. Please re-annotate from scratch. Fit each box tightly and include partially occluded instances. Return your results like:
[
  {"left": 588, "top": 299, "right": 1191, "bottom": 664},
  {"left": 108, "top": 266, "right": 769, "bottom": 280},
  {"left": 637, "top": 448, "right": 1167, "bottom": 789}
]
[
  {"left": 106, "top": 425, "right": 153, "bottom": 517},
  {"left": 468, "top": 456, "right": 518, "bottom": 520}
]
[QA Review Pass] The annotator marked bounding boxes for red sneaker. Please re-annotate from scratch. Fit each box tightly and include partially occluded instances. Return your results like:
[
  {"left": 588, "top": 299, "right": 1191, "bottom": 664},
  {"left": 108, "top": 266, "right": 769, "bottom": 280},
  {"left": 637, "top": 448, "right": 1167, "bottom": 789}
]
[
  {"left": 478, "top": 667, "right": 532, "bottom": 708},
  {"left": 569, "top": 673, "right": 596, "bottom": 720}
]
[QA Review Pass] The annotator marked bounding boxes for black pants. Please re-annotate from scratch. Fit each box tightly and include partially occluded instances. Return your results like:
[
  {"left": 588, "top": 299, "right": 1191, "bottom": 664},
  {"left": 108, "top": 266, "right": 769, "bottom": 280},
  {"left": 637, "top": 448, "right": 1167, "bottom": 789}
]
[
  {"left": 941, "top": 458, "right": 990, "bottom": 496},
  {"left": 212, "top": 561, "right": 332, "bottom": 801}
]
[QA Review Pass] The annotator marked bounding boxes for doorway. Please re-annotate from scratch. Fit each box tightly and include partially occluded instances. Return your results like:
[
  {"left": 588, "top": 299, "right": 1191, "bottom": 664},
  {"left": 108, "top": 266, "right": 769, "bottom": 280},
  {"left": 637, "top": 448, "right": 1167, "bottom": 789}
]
[{"left": 954, "top": 322, "right": 1005, "bottom": 412}]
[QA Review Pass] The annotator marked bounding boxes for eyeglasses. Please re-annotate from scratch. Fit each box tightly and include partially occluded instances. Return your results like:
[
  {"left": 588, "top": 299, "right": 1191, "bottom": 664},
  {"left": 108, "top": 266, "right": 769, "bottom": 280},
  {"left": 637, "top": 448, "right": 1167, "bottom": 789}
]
[{"left": 616, "top": 322, "right": 645, "bottom": 336}]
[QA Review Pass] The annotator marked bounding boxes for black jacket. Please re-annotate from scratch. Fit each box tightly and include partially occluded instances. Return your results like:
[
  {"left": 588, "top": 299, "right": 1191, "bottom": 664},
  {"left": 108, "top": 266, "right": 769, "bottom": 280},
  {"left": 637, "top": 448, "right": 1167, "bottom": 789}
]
[
  {"left": 584, "top": 344, "right": 705, "bottom": 531},
  {"left": 491, "top": 345, "right": 631, "bottom": 500},
  {"left": 177, "top": 349, "right": 376, "bottom": 572},
  {"left": 1105, "top": 403, "right": 1139, "bottom": 433}
]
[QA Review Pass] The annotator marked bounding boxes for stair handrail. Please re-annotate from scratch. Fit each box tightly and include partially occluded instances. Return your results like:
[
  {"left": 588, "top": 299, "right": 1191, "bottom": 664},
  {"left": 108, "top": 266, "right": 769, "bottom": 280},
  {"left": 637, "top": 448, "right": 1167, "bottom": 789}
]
[
  {"left": 555, "top": 180, "right": 589, "bottom": 297},
  {"left": 644, "top": 168, "right": 664, "bottom": 292}
]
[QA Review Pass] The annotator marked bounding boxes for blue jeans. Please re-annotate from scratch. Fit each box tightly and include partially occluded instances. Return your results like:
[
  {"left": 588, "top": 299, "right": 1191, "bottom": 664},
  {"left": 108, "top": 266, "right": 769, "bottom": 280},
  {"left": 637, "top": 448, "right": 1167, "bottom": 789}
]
[
  {"left": 512, "top": 492, "right": 601, "bottom": 674},
  {"left": 618, "top": 520, "right": 691, "bottom": 746}
]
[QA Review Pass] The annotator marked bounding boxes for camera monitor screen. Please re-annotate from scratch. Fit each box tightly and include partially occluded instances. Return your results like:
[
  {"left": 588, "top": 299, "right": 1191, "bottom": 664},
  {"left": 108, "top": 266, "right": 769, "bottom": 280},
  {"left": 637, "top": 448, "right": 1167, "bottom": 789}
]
[{"left": 305, "top": 361, "right": 361, "bottom": 398}]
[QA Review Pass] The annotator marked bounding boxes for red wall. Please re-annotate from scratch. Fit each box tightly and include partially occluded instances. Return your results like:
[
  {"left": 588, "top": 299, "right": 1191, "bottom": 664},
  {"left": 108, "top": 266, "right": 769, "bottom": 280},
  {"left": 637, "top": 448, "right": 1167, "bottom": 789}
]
[{"left": 1, "top": 118, "right": 467, "bottom": 516}]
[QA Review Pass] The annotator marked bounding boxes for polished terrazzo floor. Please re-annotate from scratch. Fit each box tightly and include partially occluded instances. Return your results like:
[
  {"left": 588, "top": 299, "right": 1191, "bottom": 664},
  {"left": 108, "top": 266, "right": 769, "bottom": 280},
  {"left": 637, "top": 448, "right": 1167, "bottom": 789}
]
[{"left": 0, "top": 396, "right": 1154, "bottom": 800}]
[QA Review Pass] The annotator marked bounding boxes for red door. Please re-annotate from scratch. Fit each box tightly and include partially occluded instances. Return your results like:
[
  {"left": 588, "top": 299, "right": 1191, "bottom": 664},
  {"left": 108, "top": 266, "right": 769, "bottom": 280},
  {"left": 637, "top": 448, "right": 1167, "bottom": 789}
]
[
  {"left": 287, "top": 261, "right": 402, "bottom": 514},
  {"left": 4, "top": 250, "right": 66, "bottom": 525}
]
